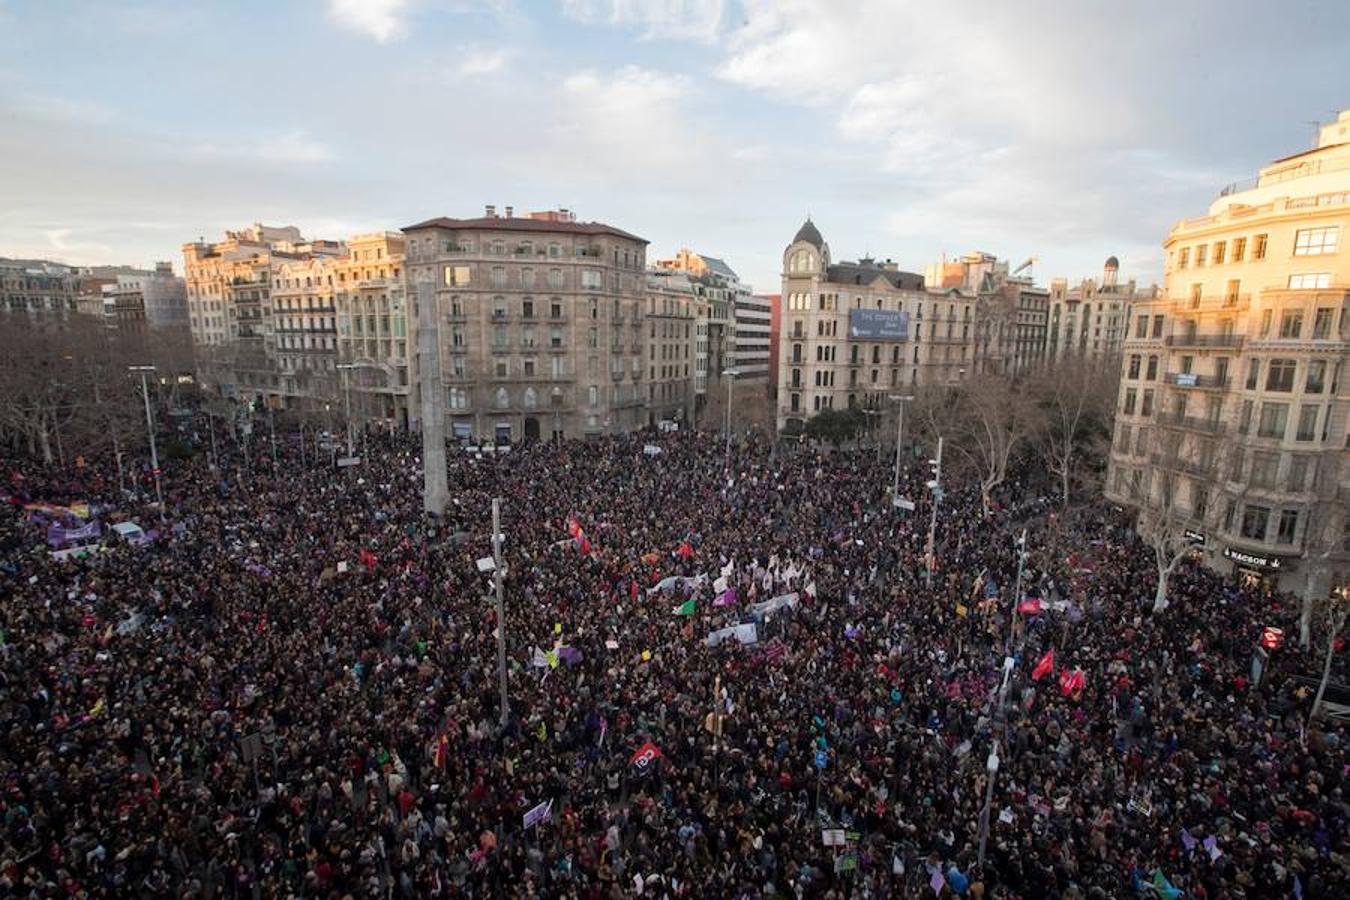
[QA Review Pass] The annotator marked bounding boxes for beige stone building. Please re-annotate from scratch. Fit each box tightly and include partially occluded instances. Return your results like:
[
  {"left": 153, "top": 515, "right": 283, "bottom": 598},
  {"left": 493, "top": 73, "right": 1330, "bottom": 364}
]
[
  {"left": 1106, "top": 110, "right": 1350, "bottom": 591},
  {"left": 777, "top": 219, "right": 973, "bottom": 431},
  {"left": 402, "top": 207, "right": 649, "bottom": 442},
  {"left": 1048, "top": 258, "right": 1157, "bottom": 362},
  {"left": 269, "top": 233, "right": 411, "bottom": 426},
  {"left": 182, "top": 224, "right": 343, "bottom": 400},
  {"left": 643, "top": 268, "right": 698, "bottom": 425}
]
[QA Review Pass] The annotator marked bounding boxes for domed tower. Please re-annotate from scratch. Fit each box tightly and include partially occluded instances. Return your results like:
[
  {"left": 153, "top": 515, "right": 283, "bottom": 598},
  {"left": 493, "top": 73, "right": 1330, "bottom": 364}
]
[
  {"left": 1103, "top": 255, "right": 1119, "bottom": 288},
  {"left": 784, "top": 217, "right": 830, "bottom": 275}
]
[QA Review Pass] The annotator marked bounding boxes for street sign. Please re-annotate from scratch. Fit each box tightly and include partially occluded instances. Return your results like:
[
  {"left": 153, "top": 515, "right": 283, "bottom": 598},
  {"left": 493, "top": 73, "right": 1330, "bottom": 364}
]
[{"left": 892, "top": 497, "right": 915, "bottom": 511}]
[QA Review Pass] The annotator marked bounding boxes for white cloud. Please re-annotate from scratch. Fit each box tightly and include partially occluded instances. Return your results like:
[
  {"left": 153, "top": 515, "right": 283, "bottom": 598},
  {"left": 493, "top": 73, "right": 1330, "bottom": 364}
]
[
  {"left": 190, "top": 130, "right": 335, "bottom": 164},
  {"left": 328, "top": 0, "right": 409, "bottom": 44},
  {"left": 548, "top": 65, "right": 702, "bottom": 173},
  {"left": 561, "top": 0, "right": 724, "bottom": 44},
  {"left": 456, "top": 46, "right": 512, "bottom": 76}
]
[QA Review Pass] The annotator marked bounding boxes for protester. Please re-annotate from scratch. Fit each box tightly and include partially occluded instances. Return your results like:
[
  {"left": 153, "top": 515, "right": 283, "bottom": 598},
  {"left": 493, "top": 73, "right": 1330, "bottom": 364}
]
[{"left": 0, "top": 422, "right": 1344, "bottom": 898}]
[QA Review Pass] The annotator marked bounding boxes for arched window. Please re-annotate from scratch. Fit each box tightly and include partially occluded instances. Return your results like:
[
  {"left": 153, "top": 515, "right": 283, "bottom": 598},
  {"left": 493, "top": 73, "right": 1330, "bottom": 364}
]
[
  {"left": 789, "top": 249, "right": 813, "bottom": 273},
  {"left": 523, "top": 387, "right": 537, "bottom": 409},
  {"left": 494, "top": 387, "right": 509, "bottom": 409}
]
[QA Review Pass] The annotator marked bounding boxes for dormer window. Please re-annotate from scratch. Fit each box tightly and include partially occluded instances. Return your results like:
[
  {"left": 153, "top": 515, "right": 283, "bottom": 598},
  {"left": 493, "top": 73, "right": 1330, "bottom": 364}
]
[{"left": 789, "top": 249, "right": 814, "bottom": 273}]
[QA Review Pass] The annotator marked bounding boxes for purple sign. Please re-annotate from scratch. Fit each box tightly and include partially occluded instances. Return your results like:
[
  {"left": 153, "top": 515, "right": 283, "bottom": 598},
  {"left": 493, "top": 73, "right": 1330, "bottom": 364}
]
[{"left": 47, "top": 521, "right": 101, "bottom": 548}]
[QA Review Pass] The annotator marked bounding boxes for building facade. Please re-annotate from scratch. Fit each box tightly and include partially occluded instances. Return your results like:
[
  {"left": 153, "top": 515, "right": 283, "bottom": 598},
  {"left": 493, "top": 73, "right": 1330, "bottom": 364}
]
[
  {"left": 1, "top": 258, "right": 79, "bottom": 317},
  {"left": 643, "top": 268, "right": 698, "bottom": 425},
  {"left": 777, "top": 219, "right": 974, "bottom": 431},
  {"left": 1106, "top": 110, "right": 1350, "bottom": 592},
  {"left": 104, "top": 262, "right": 189, "bottom": 337},
  {"left": 1048, "top": 257, "right": 1157, "bottom": 362},
  {"left": 402, "top": 207, "right": 650, "bottom": 443}
]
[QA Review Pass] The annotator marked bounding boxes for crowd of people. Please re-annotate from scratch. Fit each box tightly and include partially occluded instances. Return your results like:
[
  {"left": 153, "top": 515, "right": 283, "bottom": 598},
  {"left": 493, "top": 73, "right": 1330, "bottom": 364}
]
[{"left": 0, "top": 419, "right": 1345, "bottom": 899}]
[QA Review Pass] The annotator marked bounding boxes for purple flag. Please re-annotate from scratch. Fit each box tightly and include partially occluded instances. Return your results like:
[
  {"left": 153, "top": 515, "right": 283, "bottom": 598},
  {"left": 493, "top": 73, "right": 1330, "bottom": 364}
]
[
  {"left": 714, "top": 589, "right": 738, "bottom": 608},
  {"left": 558, "top": 646, "right": 583, "bottom": 666},
  {"left": 929, "top": 870, "right": 945, "bottom": 894},
  {"left": 1179, "top": 829, "right": 1196, "bottom": 851}
]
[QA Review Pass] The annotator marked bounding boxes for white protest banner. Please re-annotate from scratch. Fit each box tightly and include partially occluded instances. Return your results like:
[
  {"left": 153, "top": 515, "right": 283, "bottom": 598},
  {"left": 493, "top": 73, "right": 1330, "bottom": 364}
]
[
  {"left": 523, "top": 799, "right": 553, "bottom": 829},
  {"left": 705, "top": 622, "right": 758, "bottom": 648},
  {"left": 821, "top": 829, "right": 846, "bottom": 847},
  {"left": 750, "top": 592, "right": 799, "bottom": 617}
]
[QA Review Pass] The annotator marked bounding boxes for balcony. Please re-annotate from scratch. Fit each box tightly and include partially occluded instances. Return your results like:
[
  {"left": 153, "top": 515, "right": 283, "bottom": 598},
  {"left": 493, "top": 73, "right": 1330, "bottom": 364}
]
[
  {"left": 1163, "top": 373, "right": 1230, "bottom": 390},
  {"left": 1154, "top": 411, "right": 1225, "bottom": 434},
  {"left": 1164, "top": 334, "right": 1245, "bottom": 349},
  {"left": 1148, "top": 453, "right": 1216, "bottom": 477}
]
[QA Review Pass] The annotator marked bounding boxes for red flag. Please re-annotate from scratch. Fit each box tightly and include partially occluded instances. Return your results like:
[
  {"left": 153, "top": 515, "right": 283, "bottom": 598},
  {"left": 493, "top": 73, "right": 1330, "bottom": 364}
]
[
  {"left": 1017, "top": 598, "right": 1042, "bottom": 615},
  {"left": 676, "top": 541, "right": 693, "bottom": 560},
  {"left": 1031, "top": 648, "right": 1055, "bottom": 682},
  {"left": 629, "top": 579, "right": 639, "bottom": 601},
  {"left": 1059, "top": 668, "right": 1085, "bottom": 698},
  {"left": 434, "top": 733, "right": 449, "bottom": 770},
  {"left": 567, "top": 516, "right": 582, "bottom": 539},
  {"left": 360, "top": 549, "right": 377, "bottom": 573},
  {"left": 629, "top": 741, "right": 663, "bottom": 777},
  {"left": 579, "top": 536, "right": 592, "bottom": 556}
]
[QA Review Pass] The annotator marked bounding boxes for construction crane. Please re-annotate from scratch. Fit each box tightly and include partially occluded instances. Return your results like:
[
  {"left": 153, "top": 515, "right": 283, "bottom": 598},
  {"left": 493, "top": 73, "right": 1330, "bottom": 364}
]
[{"left": 1012, "top": 256, "right": 1038, "bottom": 280}]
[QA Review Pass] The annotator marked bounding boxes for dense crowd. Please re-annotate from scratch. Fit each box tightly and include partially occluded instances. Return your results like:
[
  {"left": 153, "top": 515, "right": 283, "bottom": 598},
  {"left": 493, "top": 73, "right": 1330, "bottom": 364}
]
[{"left": 0, "top": 421, "right": 1345, "bottom": 899}]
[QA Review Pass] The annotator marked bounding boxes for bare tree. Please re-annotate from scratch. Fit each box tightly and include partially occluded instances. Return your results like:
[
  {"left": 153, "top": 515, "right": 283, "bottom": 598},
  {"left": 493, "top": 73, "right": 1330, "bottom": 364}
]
[
  {"left": 1299, "top": 455, "right": 1347, "bottom": 648},
  {"left": 944, "top": 374, "right": 1039, "bottom": 513},
  {"left": 1032, "top": 354, "right": 1120, "bottom": 507},
  {"left": 1309, "top": 587, "right": 1349, "bottom": 724}
]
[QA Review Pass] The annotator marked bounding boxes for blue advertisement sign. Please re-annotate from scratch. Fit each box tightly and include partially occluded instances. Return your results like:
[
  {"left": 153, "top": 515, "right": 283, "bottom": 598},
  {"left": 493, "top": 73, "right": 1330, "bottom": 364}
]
[{"left": 847, "top": 308, "right": 910, "bottom": 341}]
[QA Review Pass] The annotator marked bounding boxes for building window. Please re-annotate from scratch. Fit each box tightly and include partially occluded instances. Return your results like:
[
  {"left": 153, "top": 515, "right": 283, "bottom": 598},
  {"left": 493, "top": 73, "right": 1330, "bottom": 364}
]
[
  {"left": 1213, "top": 241, "right": 1226, "bottom": 265},
  {"left": 1241, "top": 505, "right": 1270, "bottom": 541},
  {"left": 444, "top": 265, "right": 471, "bottom": 287},
  {"left": 1279, "top": 310, "right": 1304, "bottom": 338},
  {"left": 1238, "top": 399, "right": 1253, "bottom": 434},
  {"left": 522, "top": 299, "right": 535, "bottom": 319},
  {"left": 548, "top": 268, "right": 564, "bottom": 288},
  {"left": 1312, "top": 307, "right": 1333, "bottom": 339},
  {"left": 1293, "top": 226, "right": 1339, "bottom": 256},
  {"left": 1123, "top": 388, "right": 1137, "bottom": 415},
  {"left": 1272, "top": 509, "right": 1299, "bottom": 545},
  {"left": 1287, "top": 273, "right": 1330, "bottom": 290},
  {"left": 494, "top": 387, "right": 509, "bottom": 409},
  {"left": 495, "top": 360, "right": 509, "bottom": 378},
  {"left": 1144, "top": 355, "right": 1157, "bottom": 380},
  {"left": 1232, "top": 237, "right": 1246, "bottom": 262},
  {"left": 581, "top": 269, "right": 602, "bottom": 289},
  {"left": 1177, "top": 247, "right": 1189, "bottom": 269},
  {"left": 1140, "top": 389, "right": 1154, "bottom": 417},
  {"left": 1135, "top": 315, "right": 1148, "bottom": 338},
  {"left": 1257, "top": 402, "right": 1288, "bottom": 439},
  {"left": 1250, "top": 452, "right": 1278, "bottom": 488},
  {"left": 1151, "top": 315, "right": 1164, "bottom": 338},
  {"left": 448, "top": 387, "right": 469, "bottom": 409},
  {"left": 1265, "top": 358, "right": 1296, "bottom": 391},
  {"left": 492, "top": 297, "right": 508, "bottom": 319},
  {"left": 1296, "top": 404, "right": 1319, "bottom": 441},
  {"left": 1127, "top": 354, "right": 1141, "bottom": 379},
  {"left": 1289, "top": 455, "right": 1311, "bottom": 490},
  {"left": 587, "top": 385, "right": 599, "bottom": 407},
  {"left": 1195, "top": 244, "right": 1207, "bottom": 266},
  {"left": 1253, "top": 233, "right": 1268, "bottom": 259},
  {"left": 1306, "top": 359, "right": 1326, "bottom": 393}
]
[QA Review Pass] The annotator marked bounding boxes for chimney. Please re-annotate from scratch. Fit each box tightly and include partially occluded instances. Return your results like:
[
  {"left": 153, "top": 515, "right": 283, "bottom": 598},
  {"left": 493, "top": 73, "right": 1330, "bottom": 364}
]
[
  {"left": 485, "top": 204, "right": 497, "bottom": 218},
  {"left": 505, "top": 206, "right": 513, "bottom": 218}
]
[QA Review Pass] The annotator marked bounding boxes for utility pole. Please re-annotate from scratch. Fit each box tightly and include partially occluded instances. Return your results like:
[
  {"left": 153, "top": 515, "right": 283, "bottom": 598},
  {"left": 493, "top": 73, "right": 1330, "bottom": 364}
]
[
  {"left": 129, "top": 365, "right": 164, "bottom": 520},
  {"left": 1010, "top": 528, "right": 1028, "bottom": 649},
  {"left": 206, "top": 411, "right": 218, "bottom": 472},
  {"left": 492, "top": 497, "right": 510, "bottom": 729},
  {"left": 267, "top": 401, "right": 277, "bottom": 464},
  {"left": 889, "top": 394, "right": 913, "bottom": 499},
  {"left": 924, "top": 436, "right": 943, "bottom": 589},
  {"left": 337, "top": 364, "right": 355, "bottom": 457}
]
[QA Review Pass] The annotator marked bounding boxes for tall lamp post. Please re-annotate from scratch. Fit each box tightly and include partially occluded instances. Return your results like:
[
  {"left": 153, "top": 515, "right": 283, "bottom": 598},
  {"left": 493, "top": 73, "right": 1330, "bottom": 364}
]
[
  {"left": 336, "top": 363, "right": 356, "bottom": 457},
  {"left": 924, "top": 436, "right": 944, "bottom": 589},
  {"left": 128, "top": 365, "right": 164, "bottom": 520},
  {"left": 888, "top": 394, "right": 914, "bottom": 500},
  {"left": 492, "top": 498, "right": 510, "bottom": 728},
  {"left": 723, "top": 366, "right": 742, "bottom": 464}
]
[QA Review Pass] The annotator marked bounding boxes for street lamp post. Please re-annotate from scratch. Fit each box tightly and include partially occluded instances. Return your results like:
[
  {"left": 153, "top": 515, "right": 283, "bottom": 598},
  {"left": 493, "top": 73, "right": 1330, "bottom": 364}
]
[
  {"left": 267, "top": 401, "right": 277, "bottom": 464},
  {"left": 336, "top": 364, "right": 356, "bottom": 457},
  {"left": 492, "top": 497, "right": 510, "bottom": 728},
  {"left": 888, "top": 394, "right": 914, "bottom": 500},
  {"left": 128, "top": 366, "right": 164, "bottom": 520},
  {"left": 723, "top": 366, "right": 741, "bottom": 464},
  {"left": 924, "top": 436, "right": 944, "bottom": 589},
  {"left": 1010, "top": 528, "right": 1029, "bottom": 650}
]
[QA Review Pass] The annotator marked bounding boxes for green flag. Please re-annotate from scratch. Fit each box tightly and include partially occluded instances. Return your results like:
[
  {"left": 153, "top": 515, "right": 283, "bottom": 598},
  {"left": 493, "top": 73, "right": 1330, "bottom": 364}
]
[{"left": 673, "top": 599, "right": 695, "bottom": 616}]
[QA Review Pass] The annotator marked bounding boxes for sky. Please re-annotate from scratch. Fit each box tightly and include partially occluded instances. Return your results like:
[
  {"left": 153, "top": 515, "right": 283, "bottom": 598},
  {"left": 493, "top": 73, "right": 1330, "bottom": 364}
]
[{"left": 1, "top": 0, "right": 1347, "bottom": 291}]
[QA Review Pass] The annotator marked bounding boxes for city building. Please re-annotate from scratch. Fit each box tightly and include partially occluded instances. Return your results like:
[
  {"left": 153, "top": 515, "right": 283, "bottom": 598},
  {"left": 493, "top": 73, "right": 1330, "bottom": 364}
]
[
  {"left": 1, "top": 258, "right": 79, "bottom": 317},
  {"left": 758, "top": 293, "right": 782, "bottom": 406},
  {"left": 1048, "top": 257, "right": 1157, "bottom": 361},
  {"left": 652, "top": 248, "right": 764, "bottom": 424},
  {"left": 104, "top": 262, "right": 189, "bottom": 337},
  {"left": 777, "top": 219, "right": 974, "bottom": 431},
  {"left": 931, "top": 251, "right": 1047, "bottom": 376},
  {"left": 182, "top": 224, "right": 343, "bottom": 402},
  {"left": 402, "top": 206, "right": 650, "bottom": 442},
  {"left": 643, "top": 268, "right": 698, "bottom": 425},
  {"left": 1106, "top": 109, "right": 1350, "bottom": 592}
]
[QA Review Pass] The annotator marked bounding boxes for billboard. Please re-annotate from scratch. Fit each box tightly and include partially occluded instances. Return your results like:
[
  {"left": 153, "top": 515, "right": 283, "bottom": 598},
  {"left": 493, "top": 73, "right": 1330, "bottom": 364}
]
[{"left": 848, "top": 308, "right": 910, "bottom": 341}]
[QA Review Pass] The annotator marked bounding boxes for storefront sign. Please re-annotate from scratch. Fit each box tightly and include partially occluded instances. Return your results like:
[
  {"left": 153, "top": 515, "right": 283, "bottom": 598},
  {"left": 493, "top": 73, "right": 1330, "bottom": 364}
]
[
  {"left": 1223, "top": 547, "right": 1283, "bottom": 570},
  {"left": 1260, "top": 626, "right": 1285, "bottom": 650},
  {"left": 1184, "top": 529, "right": 1205, "bottom": 545}
]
